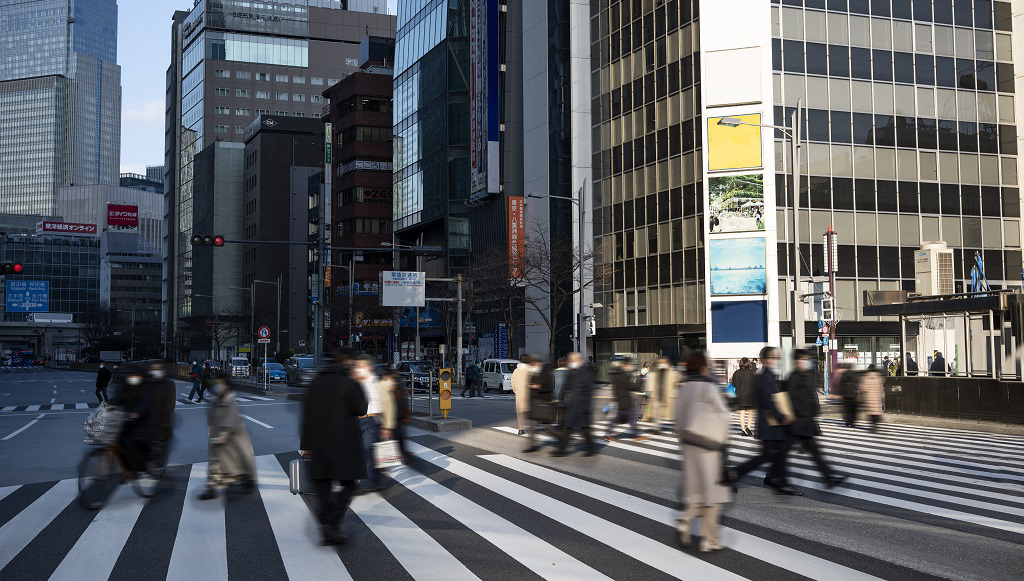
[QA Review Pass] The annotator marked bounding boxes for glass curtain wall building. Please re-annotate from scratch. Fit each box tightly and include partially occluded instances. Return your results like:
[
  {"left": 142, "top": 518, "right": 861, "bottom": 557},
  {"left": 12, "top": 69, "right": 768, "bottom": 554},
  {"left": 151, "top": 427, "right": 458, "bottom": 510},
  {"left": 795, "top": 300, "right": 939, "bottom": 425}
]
[
  {"left": 0, "top": 0, "right": 121, "bottom": 216},
  {"left": 589, "top": 0, "right": 1024, "bottom": 370}
]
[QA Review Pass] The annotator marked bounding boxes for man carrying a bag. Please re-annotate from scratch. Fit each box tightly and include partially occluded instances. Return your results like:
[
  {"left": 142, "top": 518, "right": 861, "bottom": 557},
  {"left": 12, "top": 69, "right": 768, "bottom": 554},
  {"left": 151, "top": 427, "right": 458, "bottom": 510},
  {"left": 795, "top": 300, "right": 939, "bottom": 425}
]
[
  {"left": 784, "top": 349, "right": 846, "bottom": 488},
  {"left": 523, "top": 357, "right": 554, "bottom": 453}
]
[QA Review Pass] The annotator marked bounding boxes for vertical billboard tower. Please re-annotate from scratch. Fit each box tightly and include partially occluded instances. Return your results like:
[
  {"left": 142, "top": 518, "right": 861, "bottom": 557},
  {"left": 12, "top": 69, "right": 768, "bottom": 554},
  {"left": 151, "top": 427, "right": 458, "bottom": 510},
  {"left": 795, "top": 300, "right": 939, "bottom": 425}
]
[{"left": 699, "top": 1, "right": 781, "bottom": 360}]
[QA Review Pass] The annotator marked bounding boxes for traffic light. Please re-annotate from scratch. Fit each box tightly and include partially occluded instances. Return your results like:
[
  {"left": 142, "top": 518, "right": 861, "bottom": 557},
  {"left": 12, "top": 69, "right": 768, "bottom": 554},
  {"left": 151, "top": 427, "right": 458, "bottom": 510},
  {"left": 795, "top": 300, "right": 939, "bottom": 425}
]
[
  {"left": 190, "top": 234, "right": 225, "bottom": 247},
  {"left": 822, "top": 298, "right": 833, "bottom": 322},
  {"left": 438, "top": 368, "right": 452, "bottom": 418},
  {"left": 0, "top": 262, "right": 23, "bottom": 275}
]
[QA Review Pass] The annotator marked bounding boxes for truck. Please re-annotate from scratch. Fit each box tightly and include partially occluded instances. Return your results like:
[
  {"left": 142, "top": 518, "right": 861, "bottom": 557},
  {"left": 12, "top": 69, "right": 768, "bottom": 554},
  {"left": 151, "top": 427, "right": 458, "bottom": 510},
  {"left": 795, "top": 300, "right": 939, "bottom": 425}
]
[{"left": 99, "top": 351, "right": 123, "bottom": 363}]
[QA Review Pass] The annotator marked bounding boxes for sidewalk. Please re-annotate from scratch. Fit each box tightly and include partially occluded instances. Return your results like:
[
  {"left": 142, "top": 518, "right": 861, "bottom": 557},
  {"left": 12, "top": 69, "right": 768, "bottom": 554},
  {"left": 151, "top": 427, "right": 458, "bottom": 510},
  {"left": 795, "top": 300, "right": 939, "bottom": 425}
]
[{"left": 817, "top": 395, "right": 1024, "bottom": 436}]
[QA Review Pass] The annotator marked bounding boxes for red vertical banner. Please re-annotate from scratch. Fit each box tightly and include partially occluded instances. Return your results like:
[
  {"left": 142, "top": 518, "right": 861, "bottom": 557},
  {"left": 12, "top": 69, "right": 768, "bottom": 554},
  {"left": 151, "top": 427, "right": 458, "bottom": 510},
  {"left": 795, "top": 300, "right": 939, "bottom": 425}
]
[{"left": 507, "top": 196, "right": 525, "bottom": 281}]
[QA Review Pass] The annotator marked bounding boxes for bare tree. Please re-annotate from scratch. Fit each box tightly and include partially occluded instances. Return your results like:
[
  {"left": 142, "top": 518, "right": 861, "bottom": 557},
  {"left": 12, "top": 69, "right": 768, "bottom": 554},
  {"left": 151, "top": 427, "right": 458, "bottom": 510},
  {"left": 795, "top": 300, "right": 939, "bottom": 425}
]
[
  {"left": 191, "top": 307, "right": 249, "bottom": 361},
  {"left": 466, "top": 245, "right": 526, "bottom": 358},
  {"left": 78, "top": 304, "right": 120, "bottom": 358}
]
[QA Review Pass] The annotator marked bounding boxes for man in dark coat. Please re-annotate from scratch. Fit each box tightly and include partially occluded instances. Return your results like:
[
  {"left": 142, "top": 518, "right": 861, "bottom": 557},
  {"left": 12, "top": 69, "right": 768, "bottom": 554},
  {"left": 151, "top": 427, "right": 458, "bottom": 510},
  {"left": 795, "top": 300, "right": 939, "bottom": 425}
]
[
  {"left": 145, "top": 360, "right": 178, "bottom": 469},
  {"left": 300, "top": 350, "right": 368, "bottom": 546},
  {"left": 111, "top": 365, "right": 153, "bottom": 473},
  {"left": 782, "top": 350, "right": 845, "bottom": 488},
  {"left": 724, "top": 346, "right": 800, "bottom": 495},
  {"left": 929, "top": 351, "right": 946, "bottom": 376},
  {"left": 602, "top": 357, "right": 645, "bottom": 442},
  {"left": 905, "top": 352, "right": 919, "bottom": 375},
  {"left": 524, "top": 359, "right": 555, "bottom": 453},
  {"left": 553, "top": 352, "right": 595, "bottom": 457},
  {"left": 95, "top": 363, "right": 112, "bottom": 403}
]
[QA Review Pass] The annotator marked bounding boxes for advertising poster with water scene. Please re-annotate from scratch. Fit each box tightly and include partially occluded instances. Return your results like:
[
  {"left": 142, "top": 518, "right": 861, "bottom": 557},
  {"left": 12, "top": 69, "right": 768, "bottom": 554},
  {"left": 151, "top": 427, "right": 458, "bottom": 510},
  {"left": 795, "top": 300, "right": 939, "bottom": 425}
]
[
  {"left": 709, "top": 237, "right": 767, "bottom": 295},
  {"left": 709, "top": 174, "right": 764, "bottom": 233}
]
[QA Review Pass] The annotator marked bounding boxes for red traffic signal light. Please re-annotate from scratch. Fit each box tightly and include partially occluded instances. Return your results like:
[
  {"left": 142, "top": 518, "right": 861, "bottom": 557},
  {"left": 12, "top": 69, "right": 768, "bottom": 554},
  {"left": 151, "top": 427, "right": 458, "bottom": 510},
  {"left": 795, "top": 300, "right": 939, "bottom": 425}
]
[
  {"left": 1, "top": 262, "right": 22, "bottom": 274},
  {"left": 191, "top": 234, "right": 226, "bottom": 247}
]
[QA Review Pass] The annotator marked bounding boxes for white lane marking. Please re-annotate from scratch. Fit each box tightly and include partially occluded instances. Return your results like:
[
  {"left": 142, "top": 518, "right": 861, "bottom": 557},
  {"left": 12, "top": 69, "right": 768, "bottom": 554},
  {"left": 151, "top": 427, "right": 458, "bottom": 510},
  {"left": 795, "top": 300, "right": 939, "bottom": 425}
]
[
  {"left": 244, "top": 395, "right": 274, "bottom": 401},
  {"left": 350, "top": 490, "right": 480, "bottom": 581},
  {"left": 49, "top": 486, "right": 147, "bottom": 579},
  {"left": 481, "top": 454, "right": 882, "bottom": 581},
  {"left": 0, "top": 406, "right": 15, "bottom": 412},
  {"left": 408, "top": 442, "right": 743, "bottom": 581},
  {"left": 817, "top": 417, "right": 1024, "bottom": 446},
  {"left": 391, "top": 465, "right": 611, "bottom": 581},
  {"left": 240, "top": 414, "right": 273, "bottom": 429},
  {"left": 0, "top": 479, "right": 78, "bottom": 570},
  {"left": 75, "top": 403, "right": 89, "bottom": 409},
  {"left": 24, "top": 405, "right": 40, "bottom": 412},
  {"left": 253, "top": 455, "right": 354, "bottom": 580},
  {"left": 2, "top": 413, "right": 46, "bottom": 440},
  {"left": 49, "top": 398, "right": 56, "bottom": 404},
  {"left": 0, "top": 485, "right": 18, "bottom": 503},
  {"left": 166, "top": 463, "right": 228, "bottom": 581},
  {"left": 493, "top": 426, "right": 680, "bottom": 460}
]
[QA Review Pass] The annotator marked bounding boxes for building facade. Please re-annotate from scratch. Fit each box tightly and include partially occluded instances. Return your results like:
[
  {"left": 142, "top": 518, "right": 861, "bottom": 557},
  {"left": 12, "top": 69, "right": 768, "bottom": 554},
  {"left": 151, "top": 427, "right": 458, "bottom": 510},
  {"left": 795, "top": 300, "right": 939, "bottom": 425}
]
[
  {"left": 0, "top": 230, "right": 100, "bottom": 324},
  {"left": 164, "top": 0, "right": 395, "bottom": 358},
  {"left": 0, "top": 0, "right": 121, "bottom": 215},
  {"left": 587, "top": 0, "right": 1024, "bottom": 373},
  {"left": 100, "top": 231, "right": 162, "bottom": 360},
  {"left": 56, "top": 184, "right": 164, "bottom": 252},
  {"left": 120, "top": 172, "right": 163, "bottom": 193}
]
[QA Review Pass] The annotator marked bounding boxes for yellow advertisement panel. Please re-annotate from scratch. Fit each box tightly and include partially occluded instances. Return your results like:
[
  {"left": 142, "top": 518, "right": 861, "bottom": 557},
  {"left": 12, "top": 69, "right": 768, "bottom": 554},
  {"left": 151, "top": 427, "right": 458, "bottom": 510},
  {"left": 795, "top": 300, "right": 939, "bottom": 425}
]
[{"left": 707, "top": 113, "right": 763, "bottom": 172}]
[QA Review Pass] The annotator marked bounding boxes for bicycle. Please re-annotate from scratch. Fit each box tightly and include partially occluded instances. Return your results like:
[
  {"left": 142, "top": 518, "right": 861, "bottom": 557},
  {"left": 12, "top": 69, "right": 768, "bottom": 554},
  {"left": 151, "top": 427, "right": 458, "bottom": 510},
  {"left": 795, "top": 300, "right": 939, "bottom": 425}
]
[{"left": 77, "top": 442, "right": 164, "bottom": 509}]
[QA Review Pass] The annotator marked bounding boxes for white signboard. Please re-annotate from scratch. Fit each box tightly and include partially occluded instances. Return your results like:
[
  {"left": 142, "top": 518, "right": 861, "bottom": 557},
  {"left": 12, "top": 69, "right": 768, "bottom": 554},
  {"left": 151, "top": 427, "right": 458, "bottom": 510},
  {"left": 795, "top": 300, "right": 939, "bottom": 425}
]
[{"left": 382, "top": 271, "right": 425, "bottom": 307}]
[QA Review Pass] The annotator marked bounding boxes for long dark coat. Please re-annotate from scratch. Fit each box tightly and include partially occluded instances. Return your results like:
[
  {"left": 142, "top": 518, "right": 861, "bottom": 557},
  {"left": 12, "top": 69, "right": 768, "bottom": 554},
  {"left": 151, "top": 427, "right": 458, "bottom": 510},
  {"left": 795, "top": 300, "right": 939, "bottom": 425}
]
[
  {"left": 301, "top": 366, "right": 368, "bottom": 481},
  {"left": 754, "top": 368, "right": 789, "bottom": 441},
  {"left": 560, "top": 364, "right": 595, "bottom": 430},
  {"left": 609, "top": 368, "right": 641, "bottom": 411},
  {"left": 96, "top": 367, "right": 112, "bottom": 388},
  {"left": 781, "top": 369, "right": 819, "bottom": 437},
  {"left": 732, "top": 367, "right": 756, "bottom": 408},
  {"left": 148, "top": 377, "right": 177, "bottom": 442},
  {"left": 528, "top": 365, "right": 555, "bottom": 422}
]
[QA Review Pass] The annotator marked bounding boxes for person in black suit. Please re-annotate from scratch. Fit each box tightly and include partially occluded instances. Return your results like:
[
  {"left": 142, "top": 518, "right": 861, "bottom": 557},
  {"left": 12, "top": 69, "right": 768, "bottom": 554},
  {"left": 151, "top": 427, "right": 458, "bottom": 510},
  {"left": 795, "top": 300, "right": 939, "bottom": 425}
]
[
  {"left": 523, "top": 358, "right": 555, "bottom": 453},
  {"left": 783, "top": 350, "right": 846, "bottom": 489},
  {"left": 300, "top": 348, "right": 368, "bottom": 546},
  {"left": 553, "top": 353, "right": 595, "bottom": 457},
  {"left": 723, "top": 346, "right": 800, "bottom": 495},
  {"left": 95, "top": 363, "right": 112, "bottom": 403}
]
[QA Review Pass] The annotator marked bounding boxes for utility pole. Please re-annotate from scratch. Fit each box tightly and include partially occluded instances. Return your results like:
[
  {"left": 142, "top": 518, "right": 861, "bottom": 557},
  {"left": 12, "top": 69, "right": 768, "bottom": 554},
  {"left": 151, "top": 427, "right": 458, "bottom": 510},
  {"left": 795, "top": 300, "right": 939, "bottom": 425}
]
[
  {"left": 578, "top": 179, "right": 587, "bottom": 361},
  {"left": 791, "top": 99, "right": 805, "bottom": 350},
  {"left": 456, "top": 274, "right": 463, "bottom": 382},
  {"left": 824, "top": 227, "right": 838, "bottom": 394},
  {"left": 276, "top": 272, "right": 281, "bottom": 355},
  {"left": 349, "top": 252, "right": 355, "bottom": 348}
]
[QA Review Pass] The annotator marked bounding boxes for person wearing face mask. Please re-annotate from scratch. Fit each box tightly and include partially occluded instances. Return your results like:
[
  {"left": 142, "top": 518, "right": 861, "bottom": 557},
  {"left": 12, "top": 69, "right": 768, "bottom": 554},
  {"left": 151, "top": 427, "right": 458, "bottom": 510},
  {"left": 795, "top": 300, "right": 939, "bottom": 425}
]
[
  {"left": 110, "top": 365, "right": 153, "bottom": 473},
  {"left": 722, "top": 346, "right": 801, "bottom": 495},
  {"left": 781, "top": 350, "right": 846, "bottom": 489},
  {"left": 146, "top": 360, "right": 177, "bottom": 469},
  {"left": 351, "top": 355, "right": 387, "bottom": 493},
  {"left": 199, "top": 374, "right": 257, "bottom": 500}
]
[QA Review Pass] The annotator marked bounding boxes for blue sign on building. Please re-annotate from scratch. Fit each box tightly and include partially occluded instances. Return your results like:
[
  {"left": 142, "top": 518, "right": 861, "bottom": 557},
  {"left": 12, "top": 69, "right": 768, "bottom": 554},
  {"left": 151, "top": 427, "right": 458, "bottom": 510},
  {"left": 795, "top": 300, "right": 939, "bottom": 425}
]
[{"left": 6, "top": 281, "right": 49, "bottom": 312}]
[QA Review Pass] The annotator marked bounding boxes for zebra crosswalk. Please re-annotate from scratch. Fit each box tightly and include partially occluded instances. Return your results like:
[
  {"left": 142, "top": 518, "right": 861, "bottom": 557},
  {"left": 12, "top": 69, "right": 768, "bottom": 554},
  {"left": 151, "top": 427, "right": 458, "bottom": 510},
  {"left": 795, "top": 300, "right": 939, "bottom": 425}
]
[
  {"left": 1, "top": 419, "right": 1021, "bottom": 580},
  {"left": 0, "top": 395, "right": 277, "bottom": 414}
]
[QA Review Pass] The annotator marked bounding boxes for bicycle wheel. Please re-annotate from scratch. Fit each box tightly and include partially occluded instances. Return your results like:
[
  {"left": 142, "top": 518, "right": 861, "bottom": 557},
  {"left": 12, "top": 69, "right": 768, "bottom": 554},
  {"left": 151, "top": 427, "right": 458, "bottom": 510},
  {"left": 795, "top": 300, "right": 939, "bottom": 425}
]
[
  {"left": 78, "top": 447, "right": 119, "bottom": 509},
  {"left": 131, "top": 467, "right": 163, "bottom": 498}
]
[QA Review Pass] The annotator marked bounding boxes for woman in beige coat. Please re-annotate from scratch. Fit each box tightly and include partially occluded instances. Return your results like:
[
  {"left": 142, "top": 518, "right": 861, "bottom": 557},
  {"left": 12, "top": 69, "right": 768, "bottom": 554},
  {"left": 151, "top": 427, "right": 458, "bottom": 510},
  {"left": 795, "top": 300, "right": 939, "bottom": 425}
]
[
  {"left": 510, "top": 357, "right": 533, "bottom": 434},
  {"left": 862, "top": 365, "right": 884, "bottom": 432},
  {"left": 675, "top": 351, "right": 732, "bottom": 552}
]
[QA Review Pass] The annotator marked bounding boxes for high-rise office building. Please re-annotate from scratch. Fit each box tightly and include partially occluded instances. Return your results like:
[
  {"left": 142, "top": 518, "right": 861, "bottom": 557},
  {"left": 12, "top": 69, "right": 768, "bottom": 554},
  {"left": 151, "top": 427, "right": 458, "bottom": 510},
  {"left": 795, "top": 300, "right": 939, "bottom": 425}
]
[
  {"left": 163, "top": 0, "right": 395, "bottom": 359},
  {"left": 0, "top": 0, "right": 122, "bottom": 215},
  {"left": 587, "top": 0, "right": 1024, "bottom": 371}
]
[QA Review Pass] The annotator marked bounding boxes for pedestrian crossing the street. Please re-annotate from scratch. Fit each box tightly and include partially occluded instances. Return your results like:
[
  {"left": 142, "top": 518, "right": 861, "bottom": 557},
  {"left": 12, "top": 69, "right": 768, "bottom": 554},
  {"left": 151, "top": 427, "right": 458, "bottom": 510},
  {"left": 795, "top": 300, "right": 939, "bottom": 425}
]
[
  {"left": 2, "top": 426, "right": 1020, "bottom": 581},
  {"left": 493, "top": 415, "right": 1024, "bottom": 539},
  {"left": 0, "top": 395, "right": 278, "bottom": 414}
]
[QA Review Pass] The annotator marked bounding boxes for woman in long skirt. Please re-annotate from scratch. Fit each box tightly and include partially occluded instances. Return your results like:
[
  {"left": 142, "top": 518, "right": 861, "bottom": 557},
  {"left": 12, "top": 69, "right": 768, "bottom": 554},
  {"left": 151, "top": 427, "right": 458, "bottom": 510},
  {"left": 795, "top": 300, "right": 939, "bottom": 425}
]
[{"left": 199, "top": 374, "right": 257, "bottom": 500}]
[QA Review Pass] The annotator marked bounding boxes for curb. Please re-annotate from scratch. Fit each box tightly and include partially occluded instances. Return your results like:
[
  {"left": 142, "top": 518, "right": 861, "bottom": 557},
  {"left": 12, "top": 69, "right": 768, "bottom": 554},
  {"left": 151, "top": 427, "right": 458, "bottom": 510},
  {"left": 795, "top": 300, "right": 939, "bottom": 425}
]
[{"left": 409, "top": 414, "right": 472, "bottom": 432}]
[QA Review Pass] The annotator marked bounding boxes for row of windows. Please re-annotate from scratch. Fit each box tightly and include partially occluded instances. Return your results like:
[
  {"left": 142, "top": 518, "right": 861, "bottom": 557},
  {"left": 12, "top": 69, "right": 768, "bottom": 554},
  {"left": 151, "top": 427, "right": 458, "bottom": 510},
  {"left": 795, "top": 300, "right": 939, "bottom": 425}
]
[
  {"left": 213, "top": 69, "right": 333, "bottom": 85},
  {"left": 337, "top": 96, "right": 392, "bottom": 115},
  {"left": 592, "top": 0, "right": 699, "bottom": 51},
  {"left": 775, "top": 40, "right": 1011, "bottom": 92},
  {"left": 338, "top": 126, "right": 392, "bottom": 146},
  {"left": 772, "top": 0, "right": 1008, "bottom": 32}
]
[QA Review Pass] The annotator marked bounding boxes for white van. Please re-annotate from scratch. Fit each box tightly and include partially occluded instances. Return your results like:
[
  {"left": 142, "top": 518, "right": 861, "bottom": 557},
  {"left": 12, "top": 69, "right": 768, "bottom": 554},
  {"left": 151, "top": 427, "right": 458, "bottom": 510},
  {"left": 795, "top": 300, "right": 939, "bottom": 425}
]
[
  {"left": 480, "top": 358, "right": 520, "bottom": 393},
  {"left": 229, "top": 357, "right": 250, "bottom": 377}
]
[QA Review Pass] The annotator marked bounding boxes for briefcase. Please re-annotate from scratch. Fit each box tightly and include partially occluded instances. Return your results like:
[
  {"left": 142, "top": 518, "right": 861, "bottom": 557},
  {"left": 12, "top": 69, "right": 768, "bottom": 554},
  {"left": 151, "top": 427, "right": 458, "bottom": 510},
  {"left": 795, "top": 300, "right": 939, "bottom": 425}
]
[
  {"left": 765, "top": 391, "right": 795, "bottom": 426},
  {"left": 289, "top": 458, "right": 312, "bottom": 495}
]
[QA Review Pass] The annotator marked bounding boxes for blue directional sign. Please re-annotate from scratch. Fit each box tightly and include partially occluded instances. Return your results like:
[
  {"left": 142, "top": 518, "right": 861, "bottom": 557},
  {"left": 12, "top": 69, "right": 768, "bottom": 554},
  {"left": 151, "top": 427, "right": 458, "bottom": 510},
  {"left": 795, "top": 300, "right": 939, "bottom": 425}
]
[
  {"left": 6, "top": 280, "right": 49, "bottom": 312},
  {"left": 815, "top": 337, "right": 824, "bottom": 347}
]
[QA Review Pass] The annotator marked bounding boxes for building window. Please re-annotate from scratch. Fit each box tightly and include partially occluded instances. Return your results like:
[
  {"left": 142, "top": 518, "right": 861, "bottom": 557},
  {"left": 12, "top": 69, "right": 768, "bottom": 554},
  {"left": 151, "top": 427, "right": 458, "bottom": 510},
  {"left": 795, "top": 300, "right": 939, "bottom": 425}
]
[
  {"left": 328, "top": 78, "right": 340, "bottom": 86},
  {"left": 214, "top": 125, "right": 229, "bottom": 133},
  {"left": 294, "top": 112, "right": 305, "bottom": 117},
  {"left": 235, "top": 126, "right": 245, "bottom": 134},
  {"left": 235, "top": 89, "right": 251, "bottom": 98},
  {"left": 256, "top": 109, "right": 269, "bottom": 115},
  {"left": 345, "top": 57, "right": 359, "bottom": 67},
  {"left": 292, "top": 75, "right": 305, "bottom": 84},
  {"left": 311, "top": 76, "right": 324, "bottom": 86},
  {"left": 293, "top": 94, "right": 305, "bottom": 102},
  {"left": 214, "top": 106, "right": 230, "bottom": 115},
  {"left": 275, "top": 73, "right": 289, "bottom": 82},
  {"left": 255, "top": 90, "right": 269, "bottom": 99},
  {"left": 215, "top": 87, "right": 230, "bottom": 96},
  {"left": 215, "top": 69, "right": 230, "bottom": 78},
  {"left": 235, "top": 71, "right": 251, "bottom": 80},
  {"left": 276, "top": 92, "right": 289, "bottom": 100},
  {"left": 276, "top": 110, "right": 288, "bottom": 116},
  {"left": 236, "top": 108, "right": 251, "bottom": 117},
  {"left": 311, "top": 95, "right": 322, "bottom": 104},
  {"left": 256, "top": 72, "right": 269, "bottom": 81}
]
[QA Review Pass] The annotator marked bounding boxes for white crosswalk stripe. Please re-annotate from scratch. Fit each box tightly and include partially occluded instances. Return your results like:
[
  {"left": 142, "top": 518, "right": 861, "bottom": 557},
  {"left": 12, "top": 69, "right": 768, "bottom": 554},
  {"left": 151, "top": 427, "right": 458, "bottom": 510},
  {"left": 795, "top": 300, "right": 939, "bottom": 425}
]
[{"left": 2, "top": 426, "right": 1022, "bottom": 581}]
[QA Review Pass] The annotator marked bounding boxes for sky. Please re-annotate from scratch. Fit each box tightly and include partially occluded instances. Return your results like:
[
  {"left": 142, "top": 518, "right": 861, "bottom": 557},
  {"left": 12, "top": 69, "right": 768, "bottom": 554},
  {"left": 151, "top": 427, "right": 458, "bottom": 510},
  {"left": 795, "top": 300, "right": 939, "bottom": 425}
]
[{"left": 117, "top": 0, "right": 398, "bottom": 176}]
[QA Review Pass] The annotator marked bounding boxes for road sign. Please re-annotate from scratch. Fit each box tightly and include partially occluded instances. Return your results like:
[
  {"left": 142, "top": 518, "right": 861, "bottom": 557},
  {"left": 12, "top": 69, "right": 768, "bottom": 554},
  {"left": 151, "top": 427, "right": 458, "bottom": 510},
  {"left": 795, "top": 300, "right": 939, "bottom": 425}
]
[
  {"left": 298, "top": 339, "right": 306, "bottom": 348},
  {"left": 257, "top": 326, "right": 271, "bottom": 339},
  {"left": 258, "top": 338, "right": 270, "bottom": 344},
  {"left": 818, "top": 319, "right": 824, "bottom": 330},
  {"left": 815, "top": 337, "right": 823, "bottom": 347},
  {"left": 6, "top": 280, "right": 49, "bottom": 312}
]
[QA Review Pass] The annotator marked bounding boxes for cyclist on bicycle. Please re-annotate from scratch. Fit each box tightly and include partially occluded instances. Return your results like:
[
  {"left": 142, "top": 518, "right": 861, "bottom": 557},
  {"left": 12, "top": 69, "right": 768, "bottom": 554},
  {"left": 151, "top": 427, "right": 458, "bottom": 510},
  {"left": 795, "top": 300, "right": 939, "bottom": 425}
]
[{"left": 110, "top": 365, "right": 153, "bottom": 473}]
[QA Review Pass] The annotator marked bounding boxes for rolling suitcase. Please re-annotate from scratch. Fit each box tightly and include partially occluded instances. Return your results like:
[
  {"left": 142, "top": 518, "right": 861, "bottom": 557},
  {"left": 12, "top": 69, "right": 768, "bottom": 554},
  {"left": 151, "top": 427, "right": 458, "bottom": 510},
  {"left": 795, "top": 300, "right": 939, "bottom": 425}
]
[{"left": 289, "top": 458, "right": 311, "bottom": 495}]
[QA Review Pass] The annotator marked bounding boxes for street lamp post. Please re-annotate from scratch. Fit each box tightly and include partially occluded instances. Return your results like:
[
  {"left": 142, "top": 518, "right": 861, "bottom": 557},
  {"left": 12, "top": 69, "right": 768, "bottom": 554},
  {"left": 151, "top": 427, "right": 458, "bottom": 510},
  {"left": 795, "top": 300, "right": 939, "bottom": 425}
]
[
  {"left": 718, "top": 99, "right": 805, "bottom": 350},
  {"left": 527, "top": 183, "right": 589, "bottom": 361},
  {"left": 253, "top": 277, "right": 282, "bottom": 355}
]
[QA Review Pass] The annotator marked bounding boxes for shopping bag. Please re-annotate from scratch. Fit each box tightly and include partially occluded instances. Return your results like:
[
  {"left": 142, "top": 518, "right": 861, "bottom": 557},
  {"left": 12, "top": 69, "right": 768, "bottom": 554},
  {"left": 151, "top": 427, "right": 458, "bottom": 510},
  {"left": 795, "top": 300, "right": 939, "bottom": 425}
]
[
  {"left": 765, "top": 391, "right": 795, "bottom": 426},
  {"left": 372, "top": 440, "right": 403, "bottom": 469},
  {"left": 83, "top": 402, "right": 125, "bottom": 445},
  {"left": 289, "top": 458, "right": 312, "bottom": 495}
]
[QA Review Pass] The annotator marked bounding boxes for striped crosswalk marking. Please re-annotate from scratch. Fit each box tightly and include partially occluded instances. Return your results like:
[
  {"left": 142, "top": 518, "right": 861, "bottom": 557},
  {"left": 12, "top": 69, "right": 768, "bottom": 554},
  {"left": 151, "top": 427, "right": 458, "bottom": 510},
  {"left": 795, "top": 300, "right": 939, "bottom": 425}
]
[
  {"left": 166, "top": 463, "right": 228, "bottom": 581},
  {"left": 0, "top": 479, "right": 79, "bottom": 572},
  {"left": 49, "top": 486, "right": 147, "bottom": 580}
]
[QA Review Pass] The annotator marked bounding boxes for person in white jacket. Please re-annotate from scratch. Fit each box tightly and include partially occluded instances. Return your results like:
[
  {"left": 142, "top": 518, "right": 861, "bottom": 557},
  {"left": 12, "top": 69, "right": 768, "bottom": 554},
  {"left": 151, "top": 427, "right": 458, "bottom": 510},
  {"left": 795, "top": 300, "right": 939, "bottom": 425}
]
[{"left": 510, "top": 356, "right": 534, "bottom": 434}]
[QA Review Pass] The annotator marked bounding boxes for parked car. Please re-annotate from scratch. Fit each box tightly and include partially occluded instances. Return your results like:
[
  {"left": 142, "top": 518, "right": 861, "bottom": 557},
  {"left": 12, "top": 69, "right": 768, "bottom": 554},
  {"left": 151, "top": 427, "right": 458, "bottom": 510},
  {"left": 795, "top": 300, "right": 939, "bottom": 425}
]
[
  {"left": 258, "top": 362, "right": 287, "bottom": 382},
  {"left": 285, "top": 356, "right": 317, "bottom": 386},
  {"left": 228, "top": 357, "right": 250, "bottom": 377},
  {"left": 203, "top": 360, "right": 223, "bottom": 373},
  {"left": 397, "top": 360, "right": 437, "bottom": 392},
  {"left": 481, "top": 358, "right": 520, "bottom": 393}
]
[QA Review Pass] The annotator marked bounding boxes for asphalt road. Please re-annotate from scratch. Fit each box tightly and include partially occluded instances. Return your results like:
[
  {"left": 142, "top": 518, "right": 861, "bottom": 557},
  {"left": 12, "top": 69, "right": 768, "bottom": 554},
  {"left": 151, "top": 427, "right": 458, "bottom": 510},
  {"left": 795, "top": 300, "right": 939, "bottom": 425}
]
[{"left": 0, "top": 368, "right": 1022, "bottom": 580}]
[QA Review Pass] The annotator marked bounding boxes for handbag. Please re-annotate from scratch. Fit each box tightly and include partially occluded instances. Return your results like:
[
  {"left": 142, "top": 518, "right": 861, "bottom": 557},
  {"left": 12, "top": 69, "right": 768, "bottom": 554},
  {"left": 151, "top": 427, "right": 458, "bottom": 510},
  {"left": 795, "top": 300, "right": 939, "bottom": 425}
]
[
  {"left": 373, "top": 440, "right": 403, "bottom": 469},
  {"left": 765, "top": 391, "right": 795, "bottom": 426},
  {"left": 679, "top": 385, "right": 730, "bottom": 449}
]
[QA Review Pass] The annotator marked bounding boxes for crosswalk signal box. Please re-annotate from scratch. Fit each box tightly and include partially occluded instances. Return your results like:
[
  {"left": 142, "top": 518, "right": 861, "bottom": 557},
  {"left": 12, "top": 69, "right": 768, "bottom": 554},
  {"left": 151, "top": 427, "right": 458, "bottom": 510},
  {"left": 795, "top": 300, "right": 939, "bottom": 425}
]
[{"left": 439, "top": 368, "right": 452, "bottom": 418}]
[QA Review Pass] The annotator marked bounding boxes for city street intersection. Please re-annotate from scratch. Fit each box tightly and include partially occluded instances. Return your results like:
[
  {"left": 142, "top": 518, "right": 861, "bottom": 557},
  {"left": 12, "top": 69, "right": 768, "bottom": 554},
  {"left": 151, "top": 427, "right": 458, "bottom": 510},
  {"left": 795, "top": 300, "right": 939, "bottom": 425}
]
[{"left": 0, "top": 368, "right": 1022, "bottom": 580}]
